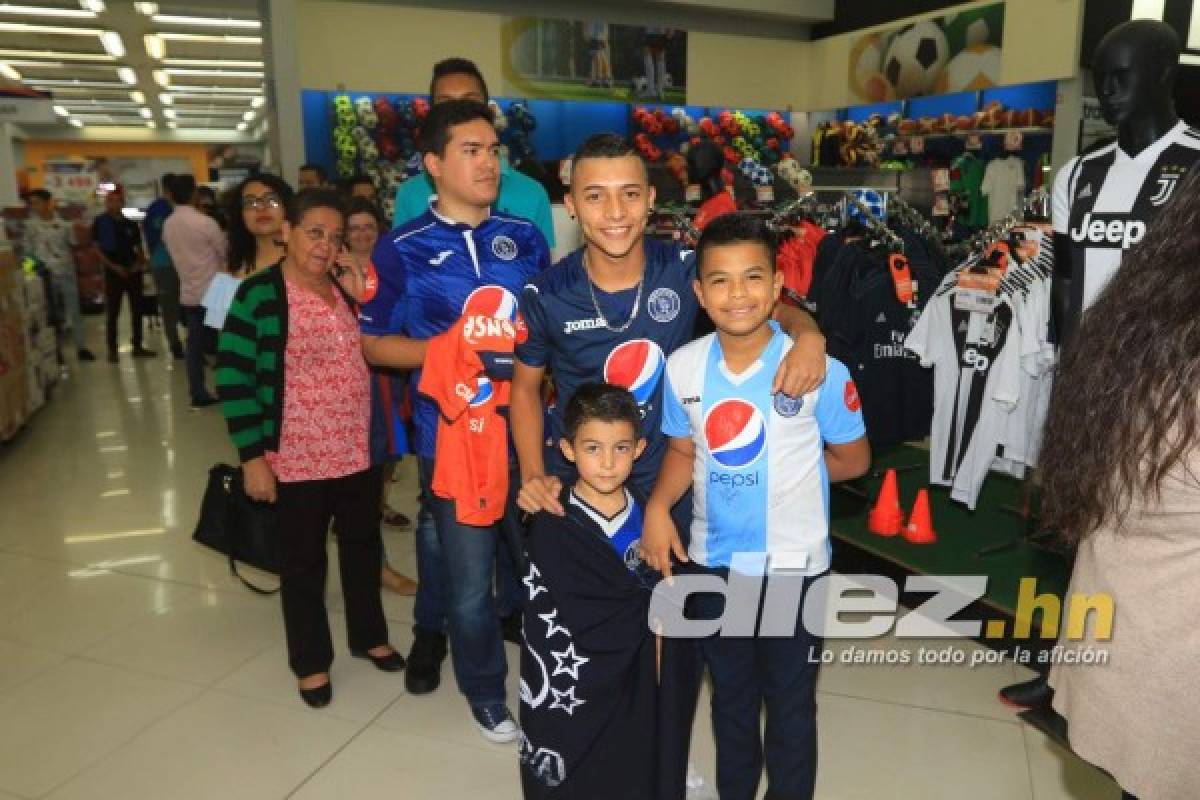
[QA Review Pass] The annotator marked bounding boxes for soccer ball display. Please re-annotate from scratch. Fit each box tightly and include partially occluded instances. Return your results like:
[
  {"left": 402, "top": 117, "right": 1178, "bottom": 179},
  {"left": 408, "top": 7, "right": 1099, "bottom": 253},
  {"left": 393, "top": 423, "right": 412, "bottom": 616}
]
[
  {"left": 883, "top": 21, "right": 949, "bottom": 99},
  {"left": 934, "top": 44, "right": 1003, "bottom": 93},
  {"left": 942, "top": 6, "right": 1004, "bottom": 52},
  {"left": 849, "top": 32, "right": 892, "bottom": 101}
]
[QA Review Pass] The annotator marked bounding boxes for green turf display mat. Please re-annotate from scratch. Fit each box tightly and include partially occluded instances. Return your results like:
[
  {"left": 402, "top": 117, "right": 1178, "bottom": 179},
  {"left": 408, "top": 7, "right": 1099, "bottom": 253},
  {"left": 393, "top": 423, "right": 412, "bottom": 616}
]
[{"left": 829, "top": 444, "right": 1071, "bottom": 642}]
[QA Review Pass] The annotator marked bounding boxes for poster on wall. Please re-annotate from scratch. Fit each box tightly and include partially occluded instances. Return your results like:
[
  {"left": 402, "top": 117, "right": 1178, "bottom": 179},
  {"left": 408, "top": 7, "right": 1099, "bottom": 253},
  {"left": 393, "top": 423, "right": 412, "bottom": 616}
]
[
  {"left": 42, "top": 160, "right": 98, "bottom": 207},
  {"left": 502, "top": 17, "right": 686, "bottom": 102},
  {"left": 849, "top": 4, "right": 1005, "bottom": 103}
]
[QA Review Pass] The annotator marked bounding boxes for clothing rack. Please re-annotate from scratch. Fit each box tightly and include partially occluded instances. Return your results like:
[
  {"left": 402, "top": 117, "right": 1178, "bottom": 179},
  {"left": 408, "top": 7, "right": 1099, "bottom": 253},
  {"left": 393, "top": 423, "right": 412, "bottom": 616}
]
[
  {"left": 945, "top": 187, "right": 1049, "bottom": 261},
  {"left": 841, "top": 191, "right": 905, "bottom": 251}
]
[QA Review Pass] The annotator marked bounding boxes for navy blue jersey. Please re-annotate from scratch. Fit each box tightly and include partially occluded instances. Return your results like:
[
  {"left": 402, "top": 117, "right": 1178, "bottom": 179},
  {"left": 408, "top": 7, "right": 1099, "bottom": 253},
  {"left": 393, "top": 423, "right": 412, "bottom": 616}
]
[
  {"left": 517, "top": 239, "right": 698, "bottom": 493},
  {"left": 360, "top": 207, "right": 550, "bottom": 458}
]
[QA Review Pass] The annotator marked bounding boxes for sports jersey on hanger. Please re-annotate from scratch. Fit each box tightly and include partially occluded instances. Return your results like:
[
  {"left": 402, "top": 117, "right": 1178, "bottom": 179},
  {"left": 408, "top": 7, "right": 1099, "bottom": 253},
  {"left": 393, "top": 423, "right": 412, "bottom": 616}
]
[
  {"left": 516, "top": 239, "right": 698, "bottom": 493},
  {"left": 359, "top": 204, "right": 550, "bottom": 458},
  {"left": 661, "top": 331, "right": 865, "bottom": 573},
  {"left": 1053, "top": 121, "right": 1200, "bottom": 339}
]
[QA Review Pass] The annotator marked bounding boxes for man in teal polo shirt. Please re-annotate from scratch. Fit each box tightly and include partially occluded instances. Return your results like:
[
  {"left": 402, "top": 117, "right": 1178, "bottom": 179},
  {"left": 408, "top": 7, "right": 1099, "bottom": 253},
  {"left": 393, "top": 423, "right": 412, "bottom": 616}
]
[{"left": 392, "top": 57, "right": 556, "bottom": 249}]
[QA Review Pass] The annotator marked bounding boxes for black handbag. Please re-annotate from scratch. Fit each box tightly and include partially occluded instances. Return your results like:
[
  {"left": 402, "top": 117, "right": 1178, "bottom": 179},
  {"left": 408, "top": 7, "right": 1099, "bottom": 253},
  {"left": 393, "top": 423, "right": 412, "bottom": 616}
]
[{"left": 192, "top": 463, "right": 281, "bottom": 595}]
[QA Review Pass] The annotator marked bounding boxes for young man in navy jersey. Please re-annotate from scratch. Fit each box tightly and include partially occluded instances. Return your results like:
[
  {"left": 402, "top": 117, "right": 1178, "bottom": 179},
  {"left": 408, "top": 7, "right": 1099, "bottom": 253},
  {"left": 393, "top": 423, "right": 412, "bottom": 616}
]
[
  {"left": 359, "top": 100, "right": 550, "bottom": 742},
  {"left": 512, "top": 133, "right": 827, "bottom": 515},
  {"left": 646, "top": 213, "right": 869, "bottom": 799}
]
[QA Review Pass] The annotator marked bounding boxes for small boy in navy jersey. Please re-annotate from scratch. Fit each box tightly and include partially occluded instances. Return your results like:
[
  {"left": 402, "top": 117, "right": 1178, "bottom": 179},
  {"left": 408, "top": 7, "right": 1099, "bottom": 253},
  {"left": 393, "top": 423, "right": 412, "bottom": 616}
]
[{"left": 519, "top": 383, "right": 664, "bottom": 799}]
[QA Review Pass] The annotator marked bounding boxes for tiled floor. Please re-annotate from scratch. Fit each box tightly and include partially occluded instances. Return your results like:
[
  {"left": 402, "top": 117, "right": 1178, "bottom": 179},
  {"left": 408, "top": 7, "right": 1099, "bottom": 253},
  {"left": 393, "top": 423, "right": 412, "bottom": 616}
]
[{"left": 0, "top": 320, "right": 1119, "bottom": 799}]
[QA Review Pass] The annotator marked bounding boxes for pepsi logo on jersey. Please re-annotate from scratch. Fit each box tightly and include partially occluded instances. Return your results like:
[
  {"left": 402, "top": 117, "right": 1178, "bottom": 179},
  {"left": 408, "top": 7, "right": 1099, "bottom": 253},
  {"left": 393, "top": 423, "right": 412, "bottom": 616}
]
[
  {"left": 705, "top": 399, "right": 767, "bottom": 489},
  {"left": 469, "top": 375, "right": 494, "bottom": 407},
  {"left": 462, "top": 285, "right": 527, "bottom": 343},
  {"left": 604, "top": 339, "right": 665, "bottom": 407}
]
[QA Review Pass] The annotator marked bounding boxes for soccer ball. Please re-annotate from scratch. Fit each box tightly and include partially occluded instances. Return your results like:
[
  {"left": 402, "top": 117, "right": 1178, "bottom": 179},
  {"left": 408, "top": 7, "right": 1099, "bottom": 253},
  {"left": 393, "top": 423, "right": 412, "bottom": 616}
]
[
  {"left": 883, "top": 21, "right": 949, "bottom": 98},
  {"left": 488, "top": 101, "right": 507, "bottom": 132},
  {"left": 850, "top": 189, "right": 887, "bottom": 222},
  {"left": 849, "top": 32, "right": 890, "bottom": 101},
  {"left": 354, "top": 96, "right": 377, "bottom": 130},
  {"left": 934, "top": 44, "right": 1002, "bottom": 93}
]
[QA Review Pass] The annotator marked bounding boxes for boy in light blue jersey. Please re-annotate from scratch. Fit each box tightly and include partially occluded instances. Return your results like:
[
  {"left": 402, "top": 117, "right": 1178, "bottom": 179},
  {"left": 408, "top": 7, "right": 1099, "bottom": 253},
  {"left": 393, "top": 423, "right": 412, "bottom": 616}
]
[{"left": 644, "top": 213, "right": 870, "bottom": 800}]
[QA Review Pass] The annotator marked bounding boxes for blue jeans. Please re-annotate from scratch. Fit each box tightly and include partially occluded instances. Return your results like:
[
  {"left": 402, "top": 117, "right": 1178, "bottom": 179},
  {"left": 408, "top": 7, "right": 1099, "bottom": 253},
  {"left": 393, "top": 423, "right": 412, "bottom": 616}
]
[
  {"left": 691, "top": 569, "right": 827, "bottom": 800},
  {"left": 417, "top": 457, "right": 524, "bottom": 707},
  {"left": 50, "top": 269, "right": 84, "bottom": 352},
  {"left": 182, "top": 305, "right": 213, "bottom": 403}
]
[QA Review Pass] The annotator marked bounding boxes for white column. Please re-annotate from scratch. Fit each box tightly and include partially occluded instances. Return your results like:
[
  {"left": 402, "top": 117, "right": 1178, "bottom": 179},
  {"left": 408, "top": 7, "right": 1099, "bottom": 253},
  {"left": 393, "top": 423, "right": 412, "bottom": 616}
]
[
  {"left": 1051, "top": 74, "right": 1085, "bottom": 182},
  {"left": 263, "top": 0, "right": 304, "bottom": 182},
  {"left": 0, "top": 123, "right": 20, "bottom": 207}
]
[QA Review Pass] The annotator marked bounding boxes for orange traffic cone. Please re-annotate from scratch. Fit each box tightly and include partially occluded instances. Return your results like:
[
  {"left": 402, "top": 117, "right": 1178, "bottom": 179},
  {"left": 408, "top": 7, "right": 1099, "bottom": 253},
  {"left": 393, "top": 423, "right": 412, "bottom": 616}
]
[
  {"left": 867, "top": 469, "right": 903, "bottom": 537},
  {"left": 903, "top": 489, "right": 937, "bottom": 544}
]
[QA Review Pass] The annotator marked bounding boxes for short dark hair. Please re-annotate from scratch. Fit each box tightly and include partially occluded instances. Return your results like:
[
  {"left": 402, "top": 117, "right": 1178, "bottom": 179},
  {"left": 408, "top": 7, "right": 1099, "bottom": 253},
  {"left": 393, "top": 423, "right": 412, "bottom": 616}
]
[
  {"left": 27, "top": 188, "right": 52, "bottom": 202},
  {"left": 430, "top": 57, "right": 489, "bottom": 103},
  {"left": 159, "top": 173, "right": 176, "bottom": 196},
  {"left": 345, "top": 196, "right": 386, "bottom": 230},
  {"left": 563, "top": 382, "right": 642, "bottom": 441},
  {"left": 347, "top": 174, "right": 374, "bottom": 189},
  {"left": 419, "top": 99, "right": 494, "bottom": 157},
  {"left": 571, "top": 133, "right": 647, "bottom": 184},
  {"left": 225, "top": 172, "right": 295, "bottom": 271},
  {"left": 286, "top": 188, "right": 346, "bottom": 226},
  {"left": 298, "top": 163, "right": 327, "bottom": 182},
  {"left": 169, "top": 173, "right": 196, "bottom": 204},
  {"left": 695, "top": 212, "right": 777, "bottom": 277}
]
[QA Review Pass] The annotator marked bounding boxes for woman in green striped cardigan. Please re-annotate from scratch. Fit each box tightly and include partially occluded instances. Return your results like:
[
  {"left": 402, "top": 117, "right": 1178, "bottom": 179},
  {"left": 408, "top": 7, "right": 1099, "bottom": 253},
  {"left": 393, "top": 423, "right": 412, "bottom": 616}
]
[{"left": 216, "top": 189, "right": 404, "bottom": 708}]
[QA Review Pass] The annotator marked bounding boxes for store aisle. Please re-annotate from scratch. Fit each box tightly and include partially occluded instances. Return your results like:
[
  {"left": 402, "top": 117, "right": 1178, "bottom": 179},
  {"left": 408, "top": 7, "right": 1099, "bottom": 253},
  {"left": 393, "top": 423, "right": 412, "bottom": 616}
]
[{"left": 0, "top": 319, "right": 1119, "bottom": 799}]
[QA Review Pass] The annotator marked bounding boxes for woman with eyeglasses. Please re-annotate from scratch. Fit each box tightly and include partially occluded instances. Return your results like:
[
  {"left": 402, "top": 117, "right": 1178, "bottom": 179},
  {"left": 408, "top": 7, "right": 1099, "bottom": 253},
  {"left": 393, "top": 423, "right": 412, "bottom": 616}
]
[
  {"left": 345, "top": 197, "right": 419, "bottom": 597},
  {"left": 216, "top": 189, "right": 404, "bottom": 708},
  {"left": 203, "top": 175, "right": 295, "bottom": 332}
]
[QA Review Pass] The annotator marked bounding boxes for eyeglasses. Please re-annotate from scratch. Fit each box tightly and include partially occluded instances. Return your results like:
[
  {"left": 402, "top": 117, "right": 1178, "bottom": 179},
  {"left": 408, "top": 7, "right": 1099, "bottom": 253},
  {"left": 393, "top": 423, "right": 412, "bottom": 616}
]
[
  {"left": 300, "top": 226, "right": 343, "bottom": 248},
  {"left": 241, "top": 193, "right": 282, "bottom": 210}
]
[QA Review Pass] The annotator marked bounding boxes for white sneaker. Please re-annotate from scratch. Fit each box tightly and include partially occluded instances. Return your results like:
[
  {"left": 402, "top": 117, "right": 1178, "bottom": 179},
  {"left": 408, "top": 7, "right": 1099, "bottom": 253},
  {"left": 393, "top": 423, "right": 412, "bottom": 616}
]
[
  {"left": 686, "top": 762, "right": 718, "bottom": 800},
  {"left": 472, "top": 703, "right": 519, "bottom": 744}
]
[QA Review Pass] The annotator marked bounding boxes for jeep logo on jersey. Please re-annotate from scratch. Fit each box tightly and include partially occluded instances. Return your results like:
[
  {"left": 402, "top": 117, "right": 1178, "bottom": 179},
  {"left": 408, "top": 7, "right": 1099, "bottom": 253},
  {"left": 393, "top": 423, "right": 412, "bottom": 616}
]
[
  {"left": 772, "top": 392, "right": 804, "bottom": 417},
  {"left": 491, "top": 235, "right": 518, "bottom": 261},
  {"left": 603, "top": 339, "right": 665, "bottom": 406},
  {"left": 705, "top": 399, "right": 767, "bottom": 469},
  {"left": 462, "top": 285, "right": 527, "bottom": 343},
  {"left": 1069, "top": 212, "right": 1146, "bottom": 250}
]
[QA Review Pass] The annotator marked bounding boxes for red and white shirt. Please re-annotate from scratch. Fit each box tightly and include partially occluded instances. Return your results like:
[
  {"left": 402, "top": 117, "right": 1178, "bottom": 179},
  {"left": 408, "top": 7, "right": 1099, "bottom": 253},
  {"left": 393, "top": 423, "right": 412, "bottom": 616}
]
[{"left": 267, "top": 278, "right": 369, "bottom": 482}]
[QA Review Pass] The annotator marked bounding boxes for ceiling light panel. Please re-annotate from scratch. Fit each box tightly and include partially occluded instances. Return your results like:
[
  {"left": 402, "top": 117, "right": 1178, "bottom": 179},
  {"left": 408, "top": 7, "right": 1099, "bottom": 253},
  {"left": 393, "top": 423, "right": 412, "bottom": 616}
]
[
  {"left": 143, "top": 34, "right": 164, "bottom": 59},
  {"left": 129, "top": 90, "right": 143, "bottom": 103},
  {"left": 0, "top": 4, "right": 96, "bottom": 19},
  {"left": 163, "top": 68, "right": 262, "bottom": 78},
  {"left": 151, "top": 14, "right": 260, "bottom": 29},
  {"left": 155, "top": 32, "right": 261, "bottom": 45},
  {"left": 0, "top": 48, "right": 112, "bottom": 61},
  {"left": 100, "top": 31, "right": 124, "bottom": 58},
  {"left": 162, "top": 58, "right": 263, "bottom": 68},
  {"left": 0, "top": 22, "right": 101, "bottom": 36},
  {"left": 117, "top": 66, "right": 136, "bottom": 84}
]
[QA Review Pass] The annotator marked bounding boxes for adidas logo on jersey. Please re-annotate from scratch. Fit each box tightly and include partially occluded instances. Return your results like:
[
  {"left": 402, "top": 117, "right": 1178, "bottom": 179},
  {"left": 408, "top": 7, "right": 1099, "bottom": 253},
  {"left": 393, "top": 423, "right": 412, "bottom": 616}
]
[
  {"left": 563, "top": 317, "right": 606, "bottom": 334},
  {"left": 1076, "top": 183, "right": 1093, "bottom": 200},
  {"left": 1069, "top": 212, "right": 1146, "bottom": 250},
  {"left": 875, "top": 312, "right": 887, "bottom": 324}
]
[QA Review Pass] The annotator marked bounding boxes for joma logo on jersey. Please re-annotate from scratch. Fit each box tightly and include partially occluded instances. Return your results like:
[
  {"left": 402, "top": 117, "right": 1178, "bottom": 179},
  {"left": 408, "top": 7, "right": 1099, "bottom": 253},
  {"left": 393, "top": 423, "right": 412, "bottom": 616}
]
[
  {"left": 563, "top": 318, "right": 605, "bottom": 334},
  {"left": 1069, "top": 212, "right": 1146, "bottom": 250}
]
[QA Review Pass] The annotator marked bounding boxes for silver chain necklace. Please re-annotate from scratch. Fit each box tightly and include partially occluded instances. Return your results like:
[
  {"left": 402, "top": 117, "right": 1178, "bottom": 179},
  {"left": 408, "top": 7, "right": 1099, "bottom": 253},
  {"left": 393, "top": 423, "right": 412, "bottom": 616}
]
[{"left": 583, "top": 250, "right": 644, "bottom": 334}]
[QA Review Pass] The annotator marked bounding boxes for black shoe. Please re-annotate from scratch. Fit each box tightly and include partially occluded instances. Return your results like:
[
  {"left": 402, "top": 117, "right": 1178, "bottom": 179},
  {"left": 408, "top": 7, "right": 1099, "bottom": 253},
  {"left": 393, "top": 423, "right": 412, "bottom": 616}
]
[
  {"left": 404, "top": 627, "right": 447, "bottom": 695},
  {"left": 107, "top": 351, "right": 118, "bottom": 363},
  {"left": 171, "top": 347, "right": 184, "bottom": 360},
  {"left": 299, "top": 681, "right": 332, "bottom": 708},
  {"left": 132, "top": 347, "right": 156, "bottom": 358},
  {"left": 351, "top": 647, "right": 406, "bottom": 672},
  {"left": 500, "top": 610, "right": 522, "bottom": 645},
  {"left": 998, "top": 675, "right": 1053, "bottom": 710},
  {"left": 77, "top": 348, "right": 96, "bottom": 362},
  {"left": 190, "top": 395, "right": 218, "bottom": 410}
]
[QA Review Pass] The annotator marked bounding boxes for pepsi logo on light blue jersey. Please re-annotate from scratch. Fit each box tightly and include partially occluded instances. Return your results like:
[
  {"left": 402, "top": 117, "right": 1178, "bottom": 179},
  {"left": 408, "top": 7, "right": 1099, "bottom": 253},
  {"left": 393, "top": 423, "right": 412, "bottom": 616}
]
[
  {"left": 516, "top": 239, "right": 699, "bottom": 494},
  {"left": 705, "top": 399, "right": 767, "bottom": 469},
  {"left": 359, "top": 208, "right": 550, "bottom": 459},
  {"left": 603, "top": 339, "right": 665, "bottom": 407},
  {"left": 661, "top": 330, "right": 866, "bottom": 574}
]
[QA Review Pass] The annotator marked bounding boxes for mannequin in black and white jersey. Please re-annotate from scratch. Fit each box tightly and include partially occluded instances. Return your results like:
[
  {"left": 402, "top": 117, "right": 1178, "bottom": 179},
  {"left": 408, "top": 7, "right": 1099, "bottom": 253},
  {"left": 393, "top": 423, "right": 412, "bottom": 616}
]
[
  {"left": 1011, "top": 19, "right": 1189, "bottom": 725},
  {"left": 1051, "top": 19, "right": 1185, "bottom": 344}
]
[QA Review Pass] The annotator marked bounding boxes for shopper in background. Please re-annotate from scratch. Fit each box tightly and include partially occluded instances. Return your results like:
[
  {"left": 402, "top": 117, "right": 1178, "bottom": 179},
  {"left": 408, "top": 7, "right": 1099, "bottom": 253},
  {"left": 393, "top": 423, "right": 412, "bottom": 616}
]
[
  {"left": 194, "top": 185, "right": 225, "bottom": 229},
  {"left": 1040, "top": 168, "right": 1200, "bottom": 800},
  {"left": 391, "top": 57, "right": 556, "bottom": 250},
  {"left": 24, "top": 189, "right": 93, "bottom": 362},
  {"left": 92, "top": 185, "right": 153, "bottom": 363},
  {"left": 297, "top": 163, "right": 328, "bottom": 190},
  {"left": 224, "top": 174, "right": 292, "bottom": 279},
  {"left": 344, "top": 196, "right": 418, "bottom": 597},
  {"left": 163, "top": 174, "right": 226, "bottom": 410},
  {"left": 344, "top": 174, "right": 377, "bottom": 203},
  {"left": 143, "top": 175, "right": 185, "bottom": 360},
  {"left": 216, "top": 189, "right": 403, "bottom": 709}
]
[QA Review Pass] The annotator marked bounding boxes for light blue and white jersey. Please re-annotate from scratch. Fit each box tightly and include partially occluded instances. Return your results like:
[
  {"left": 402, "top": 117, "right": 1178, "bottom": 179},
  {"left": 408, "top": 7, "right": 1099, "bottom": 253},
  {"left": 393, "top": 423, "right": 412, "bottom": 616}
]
[{"left": 661, "top": 330, "right": 865, "bottom": 574}]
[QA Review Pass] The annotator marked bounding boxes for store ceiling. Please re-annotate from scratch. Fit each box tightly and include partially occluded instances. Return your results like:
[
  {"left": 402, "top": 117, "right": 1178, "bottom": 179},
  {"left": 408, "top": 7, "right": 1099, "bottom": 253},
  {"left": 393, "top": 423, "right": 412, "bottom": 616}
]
[{"left": 3, "top": 1, "right": 264, "bottom": 141}]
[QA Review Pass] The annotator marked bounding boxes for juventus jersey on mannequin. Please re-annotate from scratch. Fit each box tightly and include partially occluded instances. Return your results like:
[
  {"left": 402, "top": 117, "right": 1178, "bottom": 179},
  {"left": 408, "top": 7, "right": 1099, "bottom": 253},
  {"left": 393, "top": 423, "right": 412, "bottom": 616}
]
[{"left": 1053, "top": 121, "right": 1200, "bottom": 338}]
